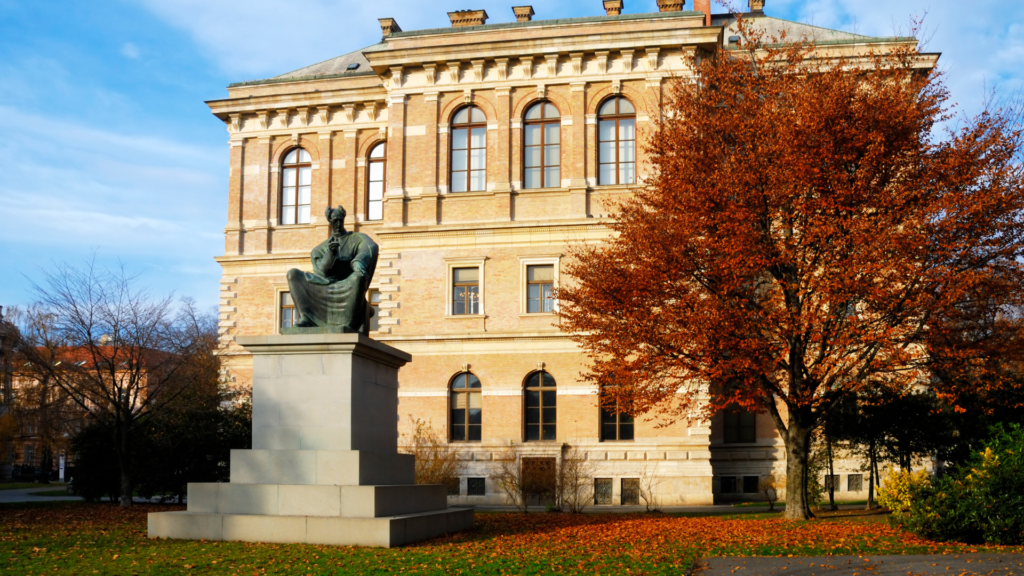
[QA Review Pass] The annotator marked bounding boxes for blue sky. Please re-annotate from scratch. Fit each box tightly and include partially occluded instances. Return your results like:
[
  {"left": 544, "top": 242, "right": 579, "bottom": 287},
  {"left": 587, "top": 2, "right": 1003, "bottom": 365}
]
[{"left": 1, "top": 0, "right": 1021, "bottom": 312}]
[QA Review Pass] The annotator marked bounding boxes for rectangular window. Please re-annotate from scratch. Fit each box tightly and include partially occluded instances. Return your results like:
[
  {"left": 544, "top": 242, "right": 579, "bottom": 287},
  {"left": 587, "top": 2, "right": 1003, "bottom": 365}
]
[
  {"left": 720, "top": 476, "right": 738, "bottom": 494},
  {"left": 621, "top": 478, "right": 640, "bottom": 505},
  {"left": 452, "top": 267, "right": 480, "bottom": 315},
  {"left": 526, "top": 265, "right": 554, "bottom": 313},
  {"left": 594, "top": 478, "right": 613, "bottom": 505},
  {"left": 743, "top": 476, "right": 760, "bottom": 494},
  {"left": 368, "top": 289, "right": 381, "bottom": 332},
  {"left": 723, "top": 409, "right": 756, "bottom": 443},
  {"left": 600, "top": 396, "right": 634, "bottom": 441},
  {"left": 825, "top": 474, "right": 841, "bottom": 492},
  {"left": 847, "top": 474, "right": 864, "bottom": 492},
  {"left": 280, "top": 292, "right": 296, "bottom": 330},
  {"left": 467, "top": 477, "right": 486, "bottom": 496}
]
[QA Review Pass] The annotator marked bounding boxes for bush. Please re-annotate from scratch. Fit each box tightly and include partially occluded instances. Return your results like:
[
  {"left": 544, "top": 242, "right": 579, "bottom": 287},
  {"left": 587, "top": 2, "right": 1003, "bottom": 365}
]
[
  {"left": 878, "top": 469, "right": 931, "bottom": 512},
  {"left": 70, "top": 386, "right": 251, "bottom": 503},
  {"left": 896, "top": 424, "right": 1024, "bottom": 545}
]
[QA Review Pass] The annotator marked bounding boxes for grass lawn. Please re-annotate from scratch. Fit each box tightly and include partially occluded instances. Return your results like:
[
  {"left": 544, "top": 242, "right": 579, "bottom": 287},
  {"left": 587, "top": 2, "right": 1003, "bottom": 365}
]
[
  {"left": 25, "top": 489, "right": 72, "bottom": 497},
  {"left": 0, "top": 483, "right": 65, "bottom": 491},
  {"left": 1, "top": 503, "right": 1020, "bottom": 575}
]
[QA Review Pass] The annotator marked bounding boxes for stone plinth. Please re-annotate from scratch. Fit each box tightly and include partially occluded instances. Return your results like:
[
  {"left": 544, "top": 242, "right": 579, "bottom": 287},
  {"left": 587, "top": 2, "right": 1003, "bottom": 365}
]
[{"left": 148, "top": 334, "right": 473, "bottom": 548}]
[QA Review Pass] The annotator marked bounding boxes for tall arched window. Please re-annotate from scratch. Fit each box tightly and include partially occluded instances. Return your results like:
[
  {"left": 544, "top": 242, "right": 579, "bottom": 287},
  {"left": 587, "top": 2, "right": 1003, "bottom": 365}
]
[
  {"left": 524, "top": 370, "right": 556, "bottom": 441},
  {"left": 451, "top": 106, "right": 487, "bottom": 192},
  {"left": 367, "top": 142, "right": 386, "bottom": 221},
  {"left": 281, "top": 148, "right": 312, "bottom": 225},
  {"left": 523, "top": 102, "right": 560, "bottom": 189},
  {"left": 450, "top": 372, "right": 482, "bottom": 442},
  {"left": 597, "top": 97, "right": 636, "bottom": 186}
]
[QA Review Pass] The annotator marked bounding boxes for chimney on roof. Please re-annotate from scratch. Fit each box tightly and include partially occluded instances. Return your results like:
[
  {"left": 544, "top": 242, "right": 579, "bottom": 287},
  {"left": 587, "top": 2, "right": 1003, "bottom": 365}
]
[
  {"left": 603, "top": 0, "right": 623, "bottom": 16},
  {"left": 657, "top": 0, "right": 684, "bottom": 11},
  {"left": 748, "top": 0, "right": 765, "bottom": 13},
  {"left": 694, "top": 0, "right": 711, "bottom": 25},
  {"left": 448, "top": 9, "right": 489, "bottom": 27},
  {"left": 379, "top": 18, "right": 402, "bottom": 37},
  {"left": 513, "top": 6, "right": 535, "bottom": 22}
]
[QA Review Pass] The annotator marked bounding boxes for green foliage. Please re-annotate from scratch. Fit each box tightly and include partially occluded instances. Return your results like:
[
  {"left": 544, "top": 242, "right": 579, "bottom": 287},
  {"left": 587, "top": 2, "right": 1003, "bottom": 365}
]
[
  {"left": 896, "top": 424, "right": 1024, "bottom": 545},
  {"left": 878, "top": 469, "right": 931, "bottom": 512},
  {"left": 70, "top": 386, "right": 250, "bottom": 502}
]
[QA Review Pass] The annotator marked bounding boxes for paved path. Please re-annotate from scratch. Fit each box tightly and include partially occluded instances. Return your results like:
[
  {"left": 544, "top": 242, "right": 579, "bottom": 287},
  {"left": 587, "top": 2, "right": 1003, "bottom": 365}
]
[
  {"left": 0, "top": 486, "right": 82, "bottom": 504},
  {"left": 697, "top": 554, "right": 1024, "bottom": 575}
]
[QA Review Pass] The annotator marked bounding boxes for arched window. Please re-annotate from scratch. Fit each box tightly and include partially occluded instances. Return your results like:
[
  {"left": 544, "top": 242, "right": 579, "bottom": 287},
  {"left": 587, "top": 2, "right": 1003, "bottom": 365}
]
[
  {"left": 597, "top": 97, "right": 636, "bottom": 186},
  {"left": 451, "top": 106, "right": 487, "bottom": 192},
  {"left": 367, "top": 142, "right": 386, "bottom": 221},
  {"left": 281, "top": 148, "right": 312, "bottom": 225},
  {"left": 524, "top": 370, "right": 556, "bottom": 441},
  {"left": 523, "top": 102, "right": 560, "bottom": 189},
  {"left": 450, "top": 372, "right": 482, "bottom": 442}
]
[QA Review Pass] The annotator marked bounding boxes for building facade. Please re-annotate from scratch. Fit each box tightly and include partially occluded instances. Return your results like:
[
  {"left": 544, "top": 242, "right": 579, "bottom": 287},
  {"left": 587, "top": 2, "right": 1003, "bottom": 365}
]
[{"left": 209, "top": 1, "right": 936, "bottom": 505}]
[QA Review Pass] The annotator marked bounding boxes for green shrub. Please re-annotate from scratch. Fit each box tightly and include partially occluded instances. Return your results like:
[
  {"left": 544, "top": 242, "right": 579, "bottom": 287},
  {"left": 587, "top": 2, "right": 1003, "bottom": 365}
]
[
  {"left": 878, "top": 469, "right": 931, "bottom": 512},
  {"left": 896, "top": 424, "right": 1024, "bottom": 545}
]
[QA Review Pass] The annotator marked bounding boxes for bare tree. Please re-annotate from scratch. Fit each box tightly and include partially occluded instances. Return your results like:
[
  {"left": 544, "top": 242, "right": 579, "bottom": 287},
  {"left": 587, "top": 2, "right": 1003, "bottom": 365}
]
[
  {"left": 638, "top": 461, "right": 664, "bottom": 513},
  {"left": 15, "top": 260, "right": 217, "bottom": 506},
  {"left": 557, "top": 443, "right": 596, "bottom": 513},
  {"left": 491, "top": 446, "right": 529, "bottom": 512},
  {"left": 399, "top": 418, "right": 465, "bottom": 493}
]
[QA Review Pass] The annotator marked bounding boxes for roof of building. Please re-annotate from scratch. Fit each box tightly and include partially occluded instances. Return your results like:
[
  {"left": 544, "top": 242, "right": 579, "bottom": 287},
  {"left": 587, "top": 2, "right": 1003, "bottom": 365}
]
[
  {"left": 229, "top": 43, "right": 383, "bottom": 88},
  {"left": 228, "top": 10, "right": 914, "bottom": 89}
]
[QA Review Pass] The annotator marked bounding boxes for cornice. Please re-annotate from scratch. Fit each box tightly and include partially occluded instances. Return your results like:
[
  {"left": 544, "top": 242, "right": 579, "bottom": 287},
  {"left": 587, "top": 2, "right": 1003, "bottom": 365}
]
[{"left": 364, "top": 26, "right": 722, "bottom": 72}]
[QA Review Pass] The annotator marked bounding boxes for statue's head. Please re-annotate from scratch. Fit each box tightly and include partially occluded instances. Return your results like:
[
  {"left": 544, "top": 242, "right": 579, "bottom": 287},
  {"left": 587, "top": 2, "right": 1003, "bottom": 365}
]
[{"left": 326, "top": 206, "right": 348, "bottom": 235}]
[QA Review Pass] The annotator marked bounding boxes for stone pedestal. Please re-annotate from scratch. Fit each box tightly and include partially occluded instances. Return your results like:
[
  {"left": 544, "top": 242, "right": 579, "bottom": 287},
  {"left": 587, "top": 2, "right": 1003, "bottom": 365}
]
[{"left": 148, "top": 334, "right": 472, "bottom": 548}]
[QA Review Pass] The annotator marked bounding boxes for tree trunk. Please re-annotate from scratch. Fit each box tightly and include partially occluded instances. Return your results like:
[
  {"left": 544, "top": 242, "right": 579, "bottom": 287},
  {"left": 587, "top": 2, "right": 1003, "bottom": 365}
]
[
  {"left": 782, "top": 422, "right": 813, "bottom": 520},
  {"left": 38, "top": 445, "right": 52, "bottom": 485},
  {"left": 826, "top": 432, "right": 837, "bottom": 511},
  {"left": 114, "top": 419, "right": 133, "bottom": 508},
  {"left": 866, "top": 439, "right": 876, "bottom": 510}
]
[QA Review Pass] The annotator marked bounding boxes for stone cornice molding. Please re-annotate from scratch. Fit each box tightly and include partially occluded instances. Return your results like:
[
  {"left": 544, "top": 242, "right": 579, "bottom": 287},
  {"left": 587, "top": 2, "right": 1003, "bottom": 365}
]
[{"left": 363, "top": 25, "right": 721, "bottom": 71}]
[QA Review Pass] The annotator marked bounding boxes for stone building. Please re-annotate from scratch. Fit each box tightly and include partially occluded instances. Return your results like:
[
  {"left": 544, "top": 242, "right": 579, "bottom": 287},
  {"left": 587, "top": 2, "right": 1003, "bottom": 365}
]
[{"left": 209, "top": 1, "right": 938, "bottom": 505}]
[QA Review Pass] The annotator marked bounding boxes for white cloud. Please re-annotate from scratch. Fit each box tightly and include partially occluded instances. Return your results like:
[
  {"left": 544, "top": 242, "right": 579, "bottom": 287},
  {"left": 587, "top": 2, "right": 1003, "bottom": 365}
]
[
  {"left": 129, "top": 0, "right": 1022, "bottom": 120},
  {"left": 120, "top": 42, "right": 141, "bottom": 59},
  {"left": 0, "top": 105, "right": 225, "bottom": 307},
  {"left": 769, "top": 0, "right": 1024, "bottom": 118},
  {"left": 126, "top": 0, "right": 592, "bottom": 78}
]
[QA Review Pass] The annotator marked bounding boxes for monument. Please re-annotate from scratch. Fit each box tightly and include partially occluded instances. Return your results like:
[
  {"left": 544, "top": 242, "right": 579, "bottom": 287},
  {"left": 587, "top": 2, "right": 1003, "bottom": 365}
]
[{"left": 148, "top": 206, "right": 473, "bottom": 547}]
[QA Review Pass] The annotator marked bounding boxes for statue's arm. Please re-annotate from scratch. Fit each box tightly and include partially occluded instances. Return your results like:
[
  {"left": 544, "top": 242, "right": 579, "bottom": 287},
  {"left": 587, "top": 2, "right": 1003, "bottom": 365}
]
[
  {"left": 311, "top": 244, "right": 331, "bottom": 276},
  {"left": 351, "top": 237, "right": 379, "bottom": 278}
]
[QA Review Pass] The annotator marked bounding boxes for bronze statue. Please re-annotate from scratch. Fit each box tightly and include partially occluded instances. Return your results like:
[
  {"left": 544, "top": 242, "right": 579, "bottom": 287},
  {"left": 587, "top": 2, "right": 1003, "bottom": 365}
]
[{"left": 285, "top": 206, "right": 378, "bottom": 335}]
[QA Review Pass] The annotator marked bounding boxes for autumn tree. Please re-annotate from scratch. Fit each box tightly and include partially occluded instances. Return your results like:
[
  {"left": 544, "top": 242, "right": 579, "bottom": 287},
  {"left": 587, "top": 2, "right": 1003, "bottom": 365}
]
[
  {"left": 558, "top": 24, "right": 1024, "bottom": 519},
  {"left": 15, "top": 260, "right": 220, "bottom": 506}
]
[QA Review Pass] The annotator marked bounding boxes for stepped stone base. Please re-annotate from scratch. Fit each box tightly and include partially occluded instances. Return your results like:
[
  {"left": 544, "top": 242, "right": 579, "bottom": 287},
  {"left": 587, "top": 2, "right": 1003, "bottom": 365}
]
[
  {"left": 148, "top": 507, "right": 473, "bottom": 548},
  {"left": 187, "top": 482, "right": 448, "bottom": 517},
  {"left": 147, "top": 334, "right": 473, "bottom": 548}
]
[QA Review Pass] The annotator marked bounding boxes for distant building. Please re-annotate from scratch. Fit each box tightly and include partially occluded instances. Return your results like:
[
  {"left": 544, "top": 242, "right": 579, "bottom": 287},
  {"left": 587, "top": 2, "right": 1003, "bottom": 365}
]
[{"left": 208, "top": 1, "right": 938, "bottom": 505}]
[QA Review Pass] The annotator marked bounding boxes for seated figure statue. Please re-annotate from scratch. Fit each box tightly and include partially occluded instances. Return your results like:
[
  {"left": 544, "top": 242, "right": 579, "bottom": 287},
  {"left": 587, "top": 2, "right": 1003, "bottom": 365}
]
[{"left": 285, "top": 205, "right": 379, "bottom": 335}]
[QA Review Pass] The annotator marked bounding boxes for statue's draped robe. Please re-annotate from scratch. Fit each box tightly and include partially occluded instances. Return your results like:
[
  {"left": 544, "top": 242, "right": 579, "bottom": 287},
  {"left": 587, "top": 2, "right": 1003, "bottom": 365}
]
[{"left": 287, "top": 232, "right": 379, "bottom": 333}]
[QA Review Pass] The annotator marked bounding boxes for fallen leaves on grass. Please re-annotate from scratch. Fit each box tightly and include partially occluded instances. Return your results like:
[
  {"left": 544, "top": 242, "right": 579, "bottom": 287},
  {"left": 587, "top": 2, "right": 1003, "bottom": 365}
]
[{"left": 1, "top": 504, "right": 1022, "bottom": 575}]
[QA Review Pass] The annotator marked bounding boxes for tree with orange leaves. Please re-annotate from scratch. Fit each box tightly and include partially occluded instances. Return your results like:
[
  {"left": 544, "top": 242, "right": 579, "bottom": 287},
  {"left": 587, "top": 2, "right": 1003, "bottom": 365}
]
[{"left": 558, "top": 24, "right": 1024, "bottom": 520}]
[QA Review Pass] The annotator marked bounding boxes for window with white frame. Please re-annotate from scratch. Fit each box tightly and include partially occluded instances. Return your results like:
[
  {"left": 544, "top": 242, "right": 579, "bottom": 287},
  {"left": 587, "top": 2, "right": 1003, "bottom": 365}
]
[
  {"left": 451, "top": 106, "right": 487, "bottom": 192},
  {"left": 281, "top": 148, "right": 312, "bottom": 225},
  {"left": 519, "top": 256, "right": 560, "bottom": 315},
  {"left": 367, "top": 142, "right": 386, "bottom": 221},
  {"left": 445, "top": 258, "right": 486, "bottom": 317}
]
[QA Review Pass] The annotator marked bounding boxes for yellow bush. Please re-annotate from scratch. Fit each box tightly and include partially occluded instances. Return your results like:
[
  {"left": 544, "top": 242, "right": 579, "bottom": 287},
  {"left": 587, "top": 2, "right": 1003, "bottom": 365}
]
[{"left": 878, "top": 469, "right": 931, "bottom": 512}]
